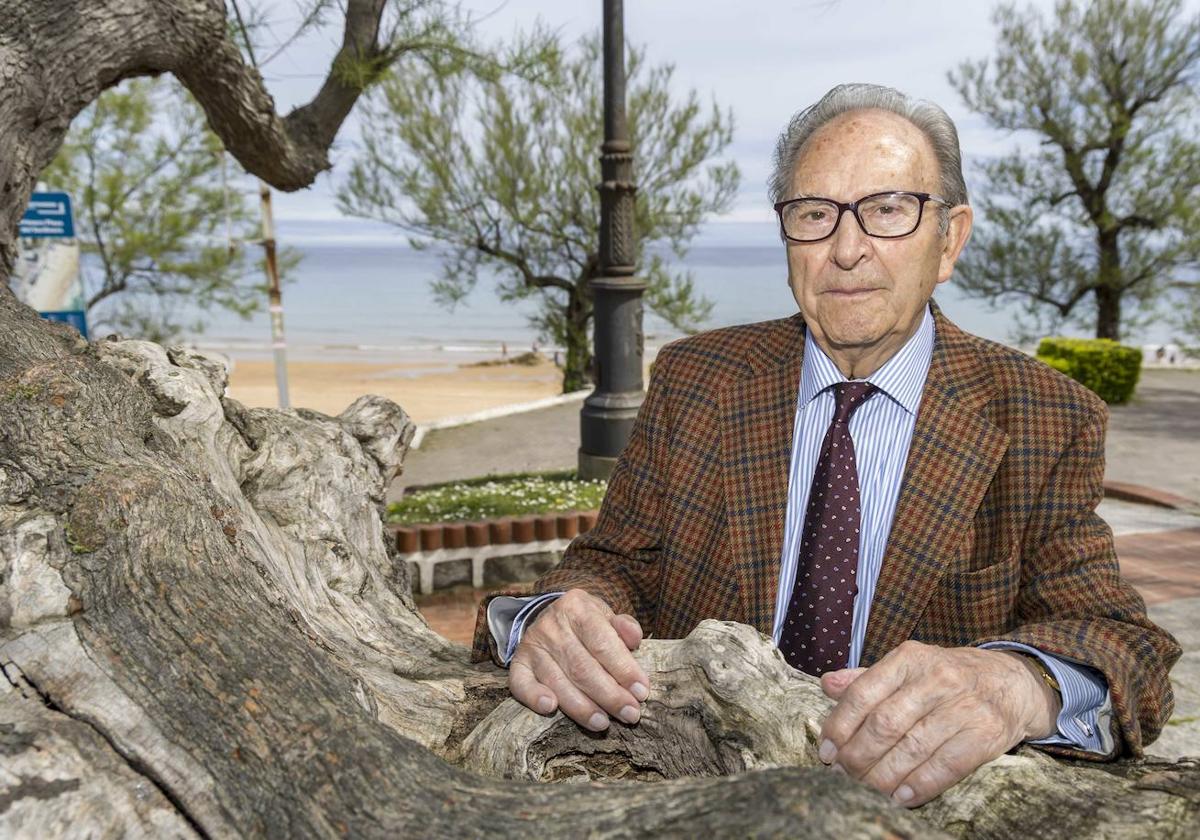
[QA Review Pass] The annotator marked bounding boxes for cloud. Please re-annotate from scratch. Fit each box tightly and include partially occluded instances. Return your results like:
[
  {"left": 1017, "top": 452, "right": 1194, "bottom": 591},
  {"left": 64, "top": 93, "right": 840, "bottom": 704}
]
[{"left": 262, "top": 0, "right": 1200, "bottom": 227}]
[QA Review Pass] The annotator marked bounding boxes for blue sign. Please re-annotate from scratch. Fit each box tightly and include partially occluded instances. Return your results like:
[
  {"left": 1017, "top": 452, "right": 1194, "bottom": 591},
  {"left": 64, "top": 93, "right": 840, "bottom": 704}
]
[
  {"left": 39, "top": 310, "right": 89, "bottom": 339},
  {"left": 20, "top": 192, "right": 75, "bottom": 238}
]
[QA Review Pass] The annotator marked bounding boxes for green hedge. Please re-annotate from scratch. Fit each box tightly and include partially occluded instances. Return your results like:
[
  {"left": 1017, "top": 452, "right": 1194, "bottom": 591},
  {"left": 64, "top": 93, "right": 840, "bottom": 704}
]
[{"left": 1036, "top": 337, "right": 1142, "bottom": 404}]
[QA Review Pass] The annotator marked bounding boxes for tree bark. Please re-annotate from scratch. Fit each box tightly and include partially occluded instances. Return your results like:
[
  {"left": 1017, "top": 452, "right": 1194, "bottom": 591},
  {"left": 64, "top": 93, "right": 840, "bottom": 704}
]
[
  {"left": 1093, "top": 229, "right": 1124, "bottom": 340},
  {"left": 1, "top": 3, "right": 1198, "bottom": 836},
  {"left": 1095, "top": 284, "right": 1123, "bottom": 341},
  {"left": 561, "top": 290, "right": 593, "bottom": 393}
]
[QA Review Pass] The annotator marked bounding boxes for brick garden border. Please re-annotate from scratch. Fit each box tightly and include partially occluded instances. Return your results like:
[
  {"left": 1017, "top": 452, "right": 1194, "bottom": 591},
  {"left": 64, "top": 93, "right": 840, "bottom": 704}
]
[
  {"left": 386, "top": 511, "right": 598, "bottom": 594},
  {"left": 386, "top": 482, "right": 1198, "bottom": 595}
]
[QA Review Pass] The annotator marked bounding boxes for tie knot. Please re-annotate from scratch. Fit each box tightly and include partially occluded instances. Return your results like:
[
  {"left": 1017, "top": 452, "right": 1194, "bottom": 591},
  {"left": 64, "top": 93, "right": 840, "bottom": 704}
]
[{"left": 831, "top": 381, "right": 877, "bottom": 424}]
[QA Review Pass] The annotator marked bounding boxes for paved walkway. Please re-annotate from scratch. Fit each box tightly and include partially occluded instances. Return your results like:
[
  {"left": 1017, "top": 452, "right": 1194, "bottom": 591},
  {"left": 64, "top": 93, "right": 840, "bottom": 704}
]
[
  {"left": 1106, "top": 368, "right": 1200, "bottom": 505},
  {"left": 393, "top": 368, "right": 1200, "bottom": 506},
  {"left": 1147, "top": 596, "right": 1200, "bottom": 760},
  {"left": 1116, "top": 526, "right": 1200, "bottom": 605},
  {"left": 392, "top": 400, "right": 583, "bottom": 500},
  {"left": 1106, "top": 500, "right": 1200, "bottom": 758}
]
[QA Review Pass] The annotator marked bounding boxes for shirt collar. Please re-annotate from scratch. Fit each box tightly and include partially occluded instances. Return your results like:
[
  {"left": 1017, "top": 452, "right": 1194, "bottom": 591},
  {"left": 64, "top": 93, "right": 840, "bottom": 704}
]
[{"left": 798, "top": 303, "right": 935, "bottom": 417}]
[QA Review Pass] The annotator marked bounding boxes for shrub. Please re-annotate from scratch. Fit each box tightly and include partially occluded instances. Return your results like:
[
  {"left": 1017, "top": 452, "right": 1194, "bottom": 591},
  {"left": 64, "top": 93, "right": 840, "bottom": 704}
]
[{"left": 1036, "top": 337, "right": 1142, "bottom": 404}]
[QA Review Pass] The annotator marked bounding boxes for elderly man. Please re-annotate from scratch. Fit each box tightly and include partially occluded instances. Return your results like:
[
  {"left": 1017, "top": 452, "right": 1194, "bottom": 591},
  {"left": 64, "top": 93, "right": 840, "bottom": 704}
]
[{"left": 471, "top": 83, "right": 1180, "bottom": 806}]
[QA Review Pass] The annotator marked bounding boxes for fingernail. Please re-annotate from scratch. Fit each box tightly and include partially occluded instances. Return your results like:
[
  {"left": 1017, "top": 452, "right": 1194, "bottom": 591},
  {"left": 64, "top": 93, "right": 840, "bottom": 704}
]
[
  {"left": 631, "top": 682, "right": 648, "bottom": 701},
  {"left": 818, "top": 739, "right": 837, "bottom": 763},
  {"left": 893, "top": 785, "right": 914, "bottom": 804},
  {"left": 587, "top": 712, "right": 610, "bottom": 731},
  {"left": 618, "top": 705, "right": 640, "bottom": 724},
  {"left": 537, "top": 696, "right": 555, "bottom": 714}
]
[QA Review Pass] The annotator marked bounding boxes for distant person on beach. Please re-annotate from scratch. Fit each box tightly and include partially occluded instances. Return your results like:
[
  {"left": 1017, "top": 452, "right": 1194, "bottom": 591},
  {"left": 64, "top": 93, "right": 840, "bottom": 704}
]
[{"left": 473, "top": 83, "right": 1179, "bottom": 807}]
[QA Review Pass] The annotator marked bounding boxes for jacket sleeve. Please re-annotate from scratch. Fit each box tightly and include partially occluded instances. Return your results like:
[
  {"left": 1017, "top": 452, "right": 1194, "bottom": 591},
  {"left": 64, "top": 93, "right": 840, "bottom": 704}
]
[
  {"left": 471, "top": 347, "right": 679, "bottom": 664},
  {"left": 978, "top": 402, "right": 1181, "bottom": 759}
]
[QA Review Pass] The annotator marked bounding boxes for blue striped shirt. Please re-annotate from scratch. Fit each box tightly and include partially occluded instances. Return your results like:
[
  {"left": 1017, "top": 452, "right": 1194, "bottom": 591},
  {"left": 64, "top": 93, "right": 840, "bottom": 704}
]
[
  {"left": 491, "top": 304, "right": 1111, "bottom": 752},
  {"left": 770, "top": 304, "right": 934, "bottom": 665},
  {"left": 771, "top": 305, "right": 1110, "bottom": 752}
]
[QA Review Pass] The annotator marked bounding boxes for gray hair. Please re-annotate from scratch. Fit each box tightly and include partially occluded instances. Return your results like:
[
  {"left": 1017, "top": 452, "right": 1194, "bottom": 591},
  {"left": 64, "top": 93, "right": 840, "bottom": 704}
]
[{"left": 769, "top": 84, "right": 969, "bottom": 232}]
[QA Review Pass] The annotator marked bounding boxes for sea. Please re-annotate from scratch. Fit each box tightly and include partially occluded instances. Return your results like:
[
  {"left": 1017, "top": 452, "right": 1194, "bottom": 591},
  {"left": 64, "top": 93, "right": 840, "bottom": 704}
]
[{"left": 144, "top": 218, "right": 1188, "bottom": 364}]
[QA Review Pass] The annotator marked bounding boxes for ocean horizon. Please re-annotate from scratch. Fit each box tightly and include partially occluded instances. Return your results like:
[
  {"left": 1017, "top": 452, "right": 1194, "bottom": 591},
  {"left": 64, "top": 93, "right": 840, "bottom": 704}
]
[{"left": 145, "top": 218, "right": 1189, "bottom": 363}]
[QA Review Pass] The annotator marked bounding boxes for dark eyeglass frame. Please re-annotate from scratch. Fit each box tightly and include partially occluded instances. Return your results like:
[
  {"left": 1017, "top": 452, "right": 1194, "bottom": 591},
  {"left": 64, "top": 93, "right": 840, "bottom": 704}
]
[{"left": 773, "top": 190, "right": 950, "bottom": 243}]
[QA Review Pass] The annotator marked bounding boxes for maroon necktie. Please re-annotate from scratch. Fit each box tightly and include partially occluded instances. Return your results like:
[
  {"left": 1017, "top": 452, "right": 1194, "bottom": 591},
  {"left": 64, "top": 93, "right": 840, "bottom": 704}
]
[{"left": 779, "top": 381, "right": 878, "bottom": 676}]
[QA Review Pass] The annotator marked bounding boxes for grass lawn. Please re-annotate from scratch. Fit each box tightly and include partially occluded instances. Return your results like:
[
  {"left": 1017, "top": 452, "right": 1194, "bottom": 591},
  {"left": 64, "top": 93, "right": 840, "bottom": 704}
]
[{"left": 388, "top": 470, "right": 607, "bottom": 525}]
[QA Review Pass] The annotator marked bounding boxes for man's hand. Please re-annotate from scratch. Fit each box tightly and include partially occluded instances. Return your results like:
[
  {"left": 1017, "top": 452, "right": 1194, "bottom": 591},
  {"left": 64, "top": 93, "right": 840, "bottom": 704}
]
[
  {"left": 508, "top": 588, "right": 650, "bottom": 731},
  {"left": 817, "top": 641, "right": 1062, "bottom": 807}
]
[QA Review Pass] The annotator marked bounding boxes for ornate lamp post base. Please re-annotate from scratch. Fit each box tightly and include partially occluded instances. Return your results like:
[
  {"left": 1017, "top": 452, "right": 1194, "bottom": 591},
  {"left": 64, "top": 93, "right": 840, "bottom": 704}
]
[{"left": 578, "top": 0, "right": 644, "bottom": 480}]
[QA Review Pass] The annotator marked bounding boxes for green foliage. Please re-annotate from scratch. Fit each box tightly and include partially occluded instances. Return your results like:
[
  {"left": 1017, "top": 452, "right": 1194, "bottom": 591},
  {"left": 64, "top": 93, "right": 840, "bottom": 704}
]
[
  {"left": 387, "top": 473, "right": 607, "bottom": 524},
  {"left": 40, "top": 76, "right": 290, "bottom": 342},
  {"left": 1038, "top": 354, "right": 1073, "bottom": 376},
  {"left": 948, "top": 0, "right": 1200, "bottom": 343},
  {"left": 1037, "top": 336, "right": 1143, "bottom": 403},
  {"left": 338, "top": 34, "right": 739, "bottom": 393}
]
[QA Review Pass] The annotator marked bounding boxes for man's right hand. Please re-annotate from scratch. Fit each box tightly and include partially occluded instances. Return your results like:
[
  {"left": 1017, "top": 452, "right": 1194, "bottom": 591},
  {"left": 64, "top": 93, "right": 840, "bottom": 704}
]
[{"left": 508, "top": 588, "right": 650, "bottom": 731}]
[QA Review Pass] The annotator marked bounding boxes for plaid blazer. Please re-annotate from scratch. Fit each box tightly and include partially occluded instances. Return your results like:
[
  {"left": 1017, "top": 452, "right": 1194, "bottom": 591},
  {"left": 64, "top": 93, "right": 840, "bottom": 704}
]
[{"left": 471, "top": 304, "right": 1180, "bottom": 758}]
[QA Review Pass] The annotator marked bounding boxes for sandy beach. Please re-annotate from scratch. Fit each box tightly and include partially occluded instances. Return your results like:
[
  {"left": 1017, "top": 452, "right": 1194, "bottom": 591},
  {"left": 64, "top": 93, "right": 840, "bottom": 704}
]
[{"left": 225, "top": 355, "right": 566, "bottom": 424}]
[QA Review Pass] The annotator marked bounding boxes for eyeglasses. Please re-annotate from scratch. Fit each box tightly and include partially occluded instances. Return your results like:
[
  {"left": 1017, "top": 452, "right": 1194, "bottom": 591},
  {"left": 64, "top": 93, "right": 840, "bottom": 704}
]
[{"left": 774, "top": 191, "right": 949, "bottom": 243}]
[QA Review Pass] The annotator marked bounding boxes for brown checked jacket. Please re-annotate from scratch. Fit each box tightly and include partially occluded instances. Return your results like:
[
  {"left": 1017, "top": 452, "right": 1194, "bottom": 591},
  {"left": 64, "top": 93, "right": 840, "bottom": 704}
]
[{"left": 471, "top": 303, "right": 1181, "bottom": 758}]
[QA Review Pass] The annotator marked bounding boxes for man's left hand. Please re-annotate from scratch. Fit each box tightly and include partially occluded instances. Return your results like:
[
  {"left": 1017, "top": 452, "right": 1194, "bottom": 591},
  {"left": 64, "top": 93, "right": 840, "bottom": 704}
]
[{"left": 817, "top": 640, "right": 1062, "bottom": 807}]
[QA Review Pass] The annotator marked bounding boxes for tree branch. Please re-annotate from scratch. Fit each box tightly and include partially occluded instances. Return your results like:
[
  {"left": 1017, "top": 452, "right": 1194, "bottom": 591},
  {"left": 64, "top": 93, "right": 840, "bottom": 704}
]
[
  {"left": 1119, "top": 265, "right": 1157, "bottom": 293},
  {"left": 176, "top": 0, "right": 388, "bottom": 191},
  {"left": 1020, "top": 270, "right": 1092, "bottom": 318},
  {"left": 474, "top": 236, "right": 573, "bottom": 292},
  {"left": 100, "top": 123, "right": 206, "bottom": 229},
  {"left": 81, "top": 140, "right": 126, "bottom": 313},
  {"left": 1115, "top": 213, "right": 1160, "bottom": 231},
  {"left": 0, "top": 0, "right": 391, "bottom": 276},
  {"left": 1047, "top": 189, "right": 1080, "bottom": 207}
]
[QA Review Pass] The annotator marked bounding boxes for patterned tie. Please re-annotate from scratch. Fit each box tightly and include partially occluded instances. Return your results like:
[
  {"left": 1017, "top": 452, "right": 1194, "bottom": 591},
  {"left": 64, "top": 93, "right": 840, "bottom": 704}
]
[{"left": 779, "top": 381, "right": 878, "bottom": 676}]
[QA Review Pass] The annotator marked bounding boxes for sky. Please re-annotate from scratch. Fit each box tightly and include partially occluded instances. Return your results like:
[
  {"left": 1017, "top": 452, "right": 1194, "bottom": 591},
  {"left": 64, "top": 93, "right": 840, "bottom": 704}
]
[{"left": 248, "top": 0, "right": 1198, "bottom": 230}]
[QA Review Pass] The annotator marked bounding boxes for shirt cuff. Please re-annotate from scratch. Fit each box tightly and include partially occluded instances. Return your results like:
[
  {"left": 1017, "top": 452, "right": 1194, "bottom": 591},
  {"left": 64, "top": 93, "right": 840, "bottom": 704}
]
[
  {"left": 486, "top": 592, "right": 565, "bottom": 666},
  {"left": 979, "top": 641, "right": 1113, "bottom": 754}
]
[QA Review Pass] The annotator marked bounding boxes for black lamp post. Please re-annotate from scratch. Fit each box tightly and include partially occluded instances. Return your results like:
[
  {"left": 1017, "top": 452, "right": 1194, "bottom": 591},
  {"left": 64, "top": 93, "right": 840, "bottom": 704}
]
[{"left": 578, "top": 0, "right": 645, "bottom": 480}]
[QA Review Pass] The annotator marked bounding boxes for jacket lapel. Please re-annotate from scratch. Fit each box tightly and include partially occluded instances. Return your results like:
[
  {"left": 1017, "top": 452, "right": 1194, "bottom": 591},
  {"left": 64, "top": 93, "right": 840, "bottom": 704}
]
[
  {"left": 860, "top": 308, "right": 1009, "bottom": 665},
  {"left": 718, "top": 314, "right": 805, "bottom": 635}
]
